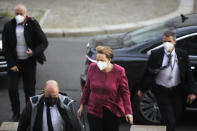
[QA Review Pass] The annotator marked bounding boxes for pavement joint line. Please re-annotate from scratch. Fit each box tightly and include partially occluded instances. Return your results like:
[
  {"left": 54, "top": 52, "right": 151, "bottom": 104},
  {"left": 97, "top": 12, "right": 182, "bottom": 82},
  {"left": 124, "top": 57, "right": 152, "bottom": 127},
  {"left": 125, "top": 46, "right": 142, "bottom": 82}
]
[
  {"left": 43, "top": 0, "right": 194, "bottom": 37},
  {"left": 39, "top": 9, "right": 50, "bottom": 27}
]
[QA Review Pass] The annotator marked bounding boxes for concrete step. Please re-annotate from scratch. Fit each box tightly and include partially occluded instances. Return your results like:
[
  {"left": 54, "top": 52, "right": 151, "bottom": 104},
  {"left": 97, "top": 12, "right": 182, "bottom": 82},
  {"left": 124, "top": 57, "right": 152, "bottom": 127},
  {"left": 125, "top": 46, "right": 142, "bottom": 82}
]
[
  {"left": 0, "top": 122, "right": 166, "bottom": 131},
  {"left": 130, "top": 125, "right": 166, "bottom": 131},
  {"left": 0, "top": 122, "right": 18, "bottom": 131}
]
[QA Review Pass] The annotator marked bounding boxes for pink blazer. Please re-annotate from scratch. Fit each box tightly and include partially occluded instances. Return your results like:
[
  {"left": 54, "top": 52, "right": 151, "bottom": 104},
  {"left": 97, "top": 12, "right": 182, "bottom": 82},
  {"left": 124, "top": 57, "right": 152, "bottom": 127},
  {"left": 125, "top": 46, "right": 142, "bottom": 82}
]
[{"left": 80, "top": 63, "right": 133, "bottom": 118}]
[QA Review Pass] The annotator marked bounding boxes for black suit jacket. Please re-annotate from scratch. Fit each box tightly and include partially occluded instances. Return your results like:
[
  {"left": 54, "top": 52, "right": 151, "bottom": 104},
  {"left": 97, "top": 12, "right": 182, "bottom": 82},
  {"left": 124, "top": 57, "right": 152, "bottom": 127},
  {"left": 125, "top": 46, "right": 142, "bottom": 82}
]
[
  {"left": 140, "top": 47, "right": 197, "bottom": 95},
  {"left": 2, "top": 16, "right": 48, "bottom": 68},
  {"left": 17, "top": 96, "right": 82, "bottom": 131}
]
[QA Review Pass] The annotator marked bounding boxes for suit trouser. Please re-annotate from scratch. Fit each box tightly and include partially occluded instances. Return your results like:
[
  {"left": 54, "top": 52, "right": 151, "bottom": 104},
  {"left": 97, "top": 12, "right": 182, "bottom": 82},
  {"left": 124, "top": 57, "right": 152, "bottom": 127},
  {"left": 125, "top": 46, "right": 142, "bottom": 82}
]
[
  {"left": 152, "top": 84, "right": 184, "bottom": 131},
  {"left": 87, "top": 107, "right": 120, "bottom": 131},
  {"left": 8, "top": 58, "right": 36, "bottom": 114}
]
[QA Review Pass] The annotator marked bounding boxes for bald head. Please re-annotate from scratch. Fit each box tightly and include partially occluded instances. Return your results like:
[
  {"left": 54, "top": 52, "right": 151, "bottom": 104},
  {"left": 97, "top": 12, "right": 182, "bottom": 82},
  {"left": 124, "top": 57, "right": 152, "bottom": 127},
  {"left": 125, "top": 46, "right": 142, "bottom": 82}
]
[
  {"left": 14, "top": 4, "right": 27, "bottom": 17},
  {"left": 44, "top": 80, "right": 59, "bottom": 98}
]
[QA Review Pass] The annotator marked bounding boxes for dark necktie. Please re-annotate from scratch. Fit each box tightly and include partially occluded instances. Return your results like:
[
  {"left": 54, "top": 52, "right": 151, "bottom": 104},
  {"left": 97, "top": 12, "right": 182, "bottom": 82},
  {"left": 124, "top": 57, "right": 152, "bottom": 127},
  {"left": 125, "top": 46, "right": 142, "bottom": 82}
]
[
  {"left": 47, "top": 107, "right": 54, "bottom": 131},
  {"left": 167, "top": 54, "right": 172, "bottom": 66},
  {"left": 160, "top": 54, "right": 172, "bottom": 70}
]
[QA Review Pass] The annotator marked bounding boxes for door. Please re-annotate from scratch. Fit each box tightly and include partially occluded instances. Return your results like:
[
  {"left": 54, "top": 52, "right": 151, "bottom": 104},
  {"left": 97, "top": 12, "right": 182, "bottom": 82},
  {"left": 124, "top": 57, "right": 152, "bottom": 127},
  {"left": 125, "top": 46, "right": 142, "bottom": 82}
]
[
  {"left": 176, "top": 33, "right": 197, "bottom": 109},
  {"left": 176, "top": 33, "right": 197, "bottom": 81}
]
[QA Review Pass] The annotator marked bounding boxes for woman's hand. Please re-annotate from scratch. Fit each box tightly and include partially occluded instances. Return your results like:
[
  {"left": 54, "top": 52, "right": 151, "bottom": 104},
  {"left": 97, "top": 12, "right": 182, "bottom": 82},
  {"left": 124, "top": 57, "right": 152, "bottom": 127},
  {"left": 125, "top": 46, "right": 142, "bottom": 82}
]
[
  {"left": 77, "top": 104, "right": 84, "bottom": 117},
  {"left": 125, "top": 114, "right": 133, "bottom": 124}
]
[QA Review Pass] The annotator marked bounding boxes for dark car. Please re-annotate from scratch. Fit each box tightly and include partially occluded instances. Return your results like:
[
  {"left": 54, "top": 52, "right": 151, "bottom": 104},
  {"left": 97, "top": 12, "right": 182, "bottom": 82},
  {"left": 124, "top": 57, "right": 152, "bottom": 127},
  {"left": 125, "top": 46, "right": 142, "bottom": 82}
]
[
  {"left": 80, "top": 14, "right": 197, "bottom": 124},
  {"left": 0, "top": 15, "right": 9, "bottom": 76}
]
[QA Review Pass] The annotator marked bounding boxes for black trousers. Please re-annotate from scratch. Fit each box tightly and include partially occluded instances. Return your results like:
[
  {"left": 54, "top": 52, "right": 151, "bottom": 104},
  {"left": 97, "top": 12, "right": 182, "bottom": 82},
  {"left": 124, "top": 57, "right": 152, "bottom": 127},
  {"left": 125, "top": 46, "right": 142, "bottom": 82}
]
[
  {"left": 8, "top": 58, "right": 36, "bottom": 114},
  {"left": 152, "top": 84, "right": 184, "bottom": 131},
  {"left": 87, "top": 107, "right": 120, "bottom": 131}
]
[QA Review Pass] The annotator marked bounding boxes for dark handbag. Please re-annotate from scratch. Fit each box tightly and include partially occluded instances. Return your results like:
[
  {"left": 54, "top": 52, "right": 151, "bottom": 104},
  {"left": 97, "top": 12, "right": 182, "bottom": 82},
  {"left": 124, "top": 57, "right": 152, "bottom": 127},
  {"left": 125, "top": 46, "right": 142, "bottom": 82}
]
[
  {"left": 78, "top": 113, "right": 86, "bottom": 131},
  {"left": 37, "top": 53, "right": 46, "bottom": 64}
]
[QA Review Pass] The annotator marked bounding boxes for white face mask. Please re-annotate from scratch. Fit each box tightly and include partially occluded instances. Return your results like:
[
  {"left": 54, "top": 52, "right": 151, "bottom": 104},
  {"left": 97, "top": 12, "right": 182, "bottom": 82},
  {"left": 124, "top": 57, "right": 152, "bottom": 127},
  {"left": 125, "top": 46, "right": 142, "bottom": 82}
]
[
  {"left": 163, "top": 42, "right": 174, "bottom": 52},
  {"left": 97, "top": 61, "right": 107, "bottom": 71},
  {"left": 15, "top": 15, "right": 25, "bottom": 24}
]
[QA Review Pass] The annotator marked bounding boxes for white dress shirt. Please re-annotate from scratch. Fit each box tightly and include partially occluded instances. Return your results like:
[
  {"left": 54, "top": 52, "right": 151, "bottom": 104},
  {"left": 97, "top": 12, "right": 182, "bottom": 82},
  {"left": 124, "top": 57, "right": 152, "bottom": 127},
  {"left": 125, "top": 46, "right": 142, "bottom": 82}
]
[
  {"left": 16, "top": 24, "right": 29, "bottom": 60},
  {"left": 155, "top": 49, "right": 181, "bottom": 88},
  {"left": 42, "top": 103, "right": 65, "bottom": 131}
]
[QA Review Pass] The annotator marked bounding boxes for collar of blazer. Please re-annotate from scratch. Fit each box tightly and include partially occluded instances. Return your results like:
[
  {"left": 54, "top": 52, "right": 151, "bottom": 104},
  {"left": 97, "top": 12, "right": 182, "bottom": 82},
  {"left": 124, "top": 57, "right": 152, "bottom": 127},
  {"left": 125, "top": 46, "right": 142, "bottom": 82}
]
[
  {"left": 11, "top": 16, "right": 33, "bottom": 27},
  {"left": 175, "top": 48, "right": 183, "bottom": 62},
  {"left": 153, "top": 47, "right": 164, "bottom": 68},
  {"left": 153, "top": 47, "right": 183, "bottom": 68}
]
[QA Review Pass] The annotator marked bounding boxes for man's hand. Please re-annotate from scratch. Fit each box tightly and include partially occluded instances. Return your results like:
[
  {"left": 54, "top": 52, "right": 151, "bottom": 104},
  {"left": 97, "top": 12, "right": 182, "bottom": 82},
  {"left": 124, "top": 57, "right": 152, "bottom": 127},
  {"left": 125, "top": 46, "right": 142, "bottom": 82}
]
[
  {"left": 125, "top": 114, "right": 133, "bottom": 124},
  {"left": 187, "top": 93, "right": 196, "bottom": 104},
  {"left": 10, "top": 66, "right": 19, "bottom": 72},
  {"left": 137, "top": 90, "right": 144, "bottom": 100},
  {"left": 26, "top": 48, "right": 33, "bottom": 56}
]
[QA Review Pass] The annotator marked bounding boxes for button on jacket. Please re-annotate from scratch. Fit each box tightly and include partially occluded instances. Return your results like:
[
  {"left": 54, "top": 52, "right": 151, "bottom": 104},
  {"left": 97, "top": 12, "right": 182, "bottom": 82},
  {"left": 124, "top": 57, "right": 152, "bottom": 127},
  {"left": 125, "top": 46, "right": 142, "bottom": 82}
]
[{"left": 80, "top": 63, "right": 133, "bottom": 118}]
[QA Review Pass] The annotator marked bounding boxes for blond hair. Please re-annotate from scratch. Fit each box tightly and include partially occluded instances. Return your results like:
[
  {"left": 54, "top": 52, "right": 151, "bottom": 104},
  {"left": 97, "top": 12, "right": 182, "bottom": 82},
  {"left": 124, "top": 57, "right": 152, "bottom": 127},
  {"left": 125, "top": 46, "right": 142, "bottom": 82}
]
[{"left": 96, "top": 46, "right": 114, "bottom": 59}]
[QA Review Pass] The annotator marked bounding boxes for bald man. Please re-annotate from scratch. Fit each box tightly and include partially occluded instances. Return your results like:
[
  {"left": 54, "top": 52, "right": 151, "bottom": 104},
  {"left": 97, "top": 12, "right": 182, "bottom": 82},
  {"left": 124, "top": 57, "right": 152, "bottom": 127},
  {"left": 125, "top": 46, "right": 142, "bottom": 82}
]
[
  {"left": 17, "top": 80, "right": 83, "bottom": 131},
  {"left": 2, "top": 4, "right": 48, "bottom": 121}
]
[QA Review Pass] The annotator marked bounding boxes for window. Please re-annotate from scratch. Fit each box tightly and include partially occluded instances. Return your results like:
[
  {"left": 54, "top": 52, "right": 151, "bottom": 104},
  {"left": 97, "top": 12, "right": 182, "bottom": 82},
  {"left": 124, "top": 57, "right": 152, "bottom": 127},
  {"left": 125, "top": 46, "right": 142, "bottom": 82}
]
[
  {"left": 124, "top": 22, "right": 169, "bottom": 45},
  {"left": 176, "top": 34, "right": 197, "bottom": 56}
]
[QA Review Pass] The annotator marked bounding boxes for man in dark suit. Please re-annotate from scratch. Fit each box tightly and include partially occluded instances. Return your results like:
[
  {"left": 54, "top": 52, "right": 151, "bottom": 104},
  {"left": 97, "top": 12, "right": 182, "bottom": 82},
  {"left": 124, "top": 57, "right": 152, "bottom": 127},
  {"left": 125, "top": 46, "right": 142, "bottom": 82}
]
[
  {"left": 2, "top": 4, "right": 48, "bottom": 121},
  {"left": 138, "top": 30, "right": 197, "bottom": 131},
  {"left": 17, "top": 80, "right": 83, "bottom": 131}
]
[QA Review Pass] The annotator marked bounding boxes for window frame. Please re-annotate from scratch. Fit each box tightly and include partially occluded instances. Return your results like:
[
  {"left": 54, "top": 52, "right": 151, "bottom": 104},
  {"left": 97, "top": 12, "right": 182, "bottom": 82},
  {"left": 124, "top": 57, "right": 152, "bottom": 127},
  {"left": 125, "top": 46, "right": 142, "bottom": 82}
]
[{"left": 146, "top": 32, "right": 197, "bottom": 56}]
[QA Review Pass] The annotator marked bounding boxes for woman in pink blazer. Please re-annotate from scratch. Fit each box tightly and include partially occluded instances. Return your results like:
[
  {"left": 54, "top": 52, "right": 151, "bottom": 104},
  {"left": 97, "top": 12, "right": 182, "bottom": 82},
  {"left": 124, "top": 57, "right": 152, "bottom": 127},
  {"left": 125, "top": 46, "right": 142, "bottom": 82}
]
[{"left": 77, "top": 46, "right": 133, "bottom": 131}]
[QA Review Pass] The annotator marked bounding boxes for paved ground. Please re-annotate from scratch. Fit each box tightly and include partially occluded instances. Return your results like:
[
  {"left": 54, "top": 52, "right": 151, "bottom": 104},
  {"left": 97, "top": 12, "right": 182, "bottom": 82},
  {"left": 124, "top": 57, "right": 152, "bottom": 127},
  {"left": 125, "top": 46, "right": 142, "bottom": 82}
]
[
  {"left": 0, "top": 0, "right": 179, "bottom": 29},
  {"left": 0, "top": 0, "right": 197, "bottom": 130},
  {"left": 195, "top": 0, "right": 197, "bottom": 13},
  {"left": 1, "top": 37, "right": 197, "bottom": 131}
]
